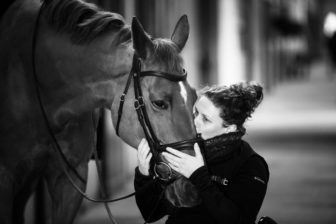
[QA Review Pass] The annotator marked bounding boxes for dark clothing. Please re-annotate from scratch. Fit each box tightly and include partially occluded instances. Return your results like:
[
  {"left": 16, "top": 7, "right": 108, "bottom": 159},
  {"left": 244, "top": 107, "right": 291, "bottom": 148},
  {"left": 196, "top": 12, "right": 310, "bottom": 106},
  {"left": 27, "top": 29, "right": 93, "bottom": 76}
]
[{"left": 134, "top": 132, "right": 269, "bottom": 224}]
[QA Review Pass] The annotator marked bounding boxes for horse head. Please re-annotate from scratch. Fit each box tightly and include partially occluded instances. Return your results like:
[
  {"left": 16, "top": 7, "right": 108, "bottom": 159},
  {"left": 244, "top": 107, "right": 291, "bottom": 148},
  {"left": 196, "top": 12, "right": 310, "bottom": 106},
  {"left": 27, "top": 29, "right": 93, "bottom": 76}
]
[{"left": 111, "top": 16, "right": 202, "bottom": 207}]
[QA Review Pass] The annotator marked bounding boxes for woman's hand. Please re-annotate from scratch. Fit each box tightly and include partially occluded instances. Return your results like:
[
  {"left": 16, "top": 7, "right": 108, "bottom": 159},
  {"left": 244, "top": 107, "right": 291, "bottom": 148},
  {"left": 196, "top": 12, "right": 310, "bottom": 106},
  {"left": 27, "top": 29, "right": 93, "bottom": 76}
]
[
  {"left": 137, "top": 138, "right": 152, "bottom": 176},
  {"left": 162, "top": 143, "right": 204, "bottom": 178}
]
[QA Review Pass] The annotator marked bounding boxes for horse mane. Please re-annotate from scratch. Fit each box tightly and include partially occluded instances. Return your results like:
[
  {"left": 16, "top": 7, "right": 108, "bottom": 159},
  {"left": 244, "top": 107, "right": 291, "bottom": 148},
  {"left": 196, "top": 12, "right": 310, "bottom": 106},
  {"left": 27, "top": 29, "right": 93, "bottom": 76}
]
[
  {"left": 152, "top": 39, "right": 184, "bottom": 73},
  {"left": 41, "top": 0, "right": 183, "bottom": 72},
  {"left": 41, "top": 0, "right": 131, "bottom": 44}
]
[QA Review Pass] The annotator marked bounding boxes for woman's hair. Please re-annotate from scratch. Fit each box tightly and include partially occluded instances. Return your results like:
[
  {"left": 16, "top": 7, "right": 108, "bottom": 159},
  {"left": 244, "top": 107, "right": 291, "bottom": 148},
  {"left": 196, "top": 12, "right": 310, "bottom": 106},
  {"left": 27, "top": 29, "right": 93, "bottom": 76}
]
[{"left": 200, "top": 82, "right": 263, "bottom": 129}]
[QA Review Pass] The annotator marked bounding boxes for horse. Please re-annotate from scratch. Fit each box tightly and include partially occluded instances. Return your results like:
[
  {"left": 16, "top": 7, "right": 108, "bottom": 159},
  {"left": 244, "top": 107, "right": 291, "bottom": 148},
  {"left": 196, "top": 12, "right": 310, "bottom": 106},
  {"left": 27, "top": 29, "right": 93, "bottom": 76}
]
[{"left": 0, "top": 0, "right": 200, "bottom": 223}]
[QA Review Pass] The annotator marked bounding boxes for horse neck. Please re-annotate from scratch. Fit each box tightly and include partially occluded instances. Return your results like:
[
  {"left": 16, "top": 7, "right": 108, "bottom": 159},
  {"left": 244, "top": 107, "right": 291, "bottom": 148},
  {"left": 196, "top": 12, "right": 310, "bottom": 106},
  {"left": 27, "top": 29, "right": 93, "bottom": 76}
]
[{"left": 36, "top": 23, "right": 133, "bottom": 129}]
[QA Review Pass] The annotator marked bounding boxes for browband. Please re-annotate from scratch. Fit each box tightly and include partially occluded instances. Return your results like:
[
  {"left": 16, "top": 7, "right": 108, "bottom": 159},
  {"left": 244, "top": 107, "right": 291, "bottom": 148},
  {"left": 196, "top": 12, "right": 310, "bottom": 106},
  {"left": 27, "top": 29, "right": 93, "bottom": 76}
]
[{"left": 140, "top": 70, "right": 187, "bottom": 82}]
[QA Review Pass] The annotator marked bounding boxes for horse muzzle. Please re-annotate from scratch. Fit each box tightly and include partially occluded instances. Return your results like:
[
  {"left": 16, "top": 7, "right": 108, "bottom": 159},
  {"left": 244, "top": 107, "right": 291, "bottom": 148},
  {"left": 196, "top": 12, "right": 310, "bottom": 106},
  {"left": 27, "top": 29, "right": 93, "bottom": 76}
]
[
  {"left": 150, "top": 139, "right": 204, "bottom": 208},
  {"left": 151, "top": 137, "right": 202, "bottom": 183},
  {"left": 153, "top": 161, "right": 176, "bottom": 182}
]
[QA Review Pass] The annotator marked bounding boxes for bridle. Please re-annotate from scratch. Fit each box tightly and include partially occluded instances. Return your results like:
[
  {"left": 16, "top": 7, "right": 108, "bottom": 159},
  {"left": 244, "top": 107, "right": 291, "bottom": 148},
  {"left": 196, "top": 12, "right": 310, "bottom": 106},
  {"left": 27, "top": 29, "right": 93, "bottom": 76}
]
[{"left": 115, "top": 53, "right": 201, "bottom": 182}]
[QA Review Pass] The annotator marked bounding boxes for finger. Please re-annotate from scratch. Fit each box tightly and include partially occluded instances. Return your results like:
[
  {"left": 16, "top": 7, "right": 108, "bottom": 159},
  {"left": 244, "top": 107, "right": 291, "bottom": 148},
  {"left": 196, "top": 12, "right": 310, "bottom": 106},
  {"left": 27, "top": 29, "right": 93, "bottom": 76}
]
[
  {"left": 143, "top": 139, "right": 149, "bottom": 147},
  {"left": 162, "top": 152, "right": 181, "bottom": 166},
  {"left": 143, "top": 144, "right": 151, "bottom": 157},
  {"left": 166, "top": 147, "right": 186, "bottom": 158},
  {"left": 138, "top": 138, "right": 146, "bottom": 149},
  {"left": 165, "top": 158, "right": 179, "bottom": 172},
  {"left": 140, "top": 138, "right": 146, "bottom": 145},
  {"left": 162, "top": 152, "right": 181, "bottom": 162},
  {"left": 139, "top": 140, "right": 150, "bottom": 158},
  {"left": 138, "top": 143, "right": 145, "bottom": 158},
  {"left": 138, "top": 139, "right": 146, "bottom": 155},
  {"left": 169, "top": 163, "right": 179, "bottom": 172},
  {"left": 139, "top": 149, "right": 148, "bottom": 162},
  {"left": 145, "top": 152, "right": 152, "bottom": 161},
  {"left": 146, "top": 152, "right": 153, "bottom": 160},
  {"left": 167, "top": 159, "right": 180, "bottom": 168},
  {"left": 145, "top": 152, "right": 152, "bottom": 162},
  {"left": 141, "top": 148, "right": 151, "bottom": 162},
  {"left": 194, "top": 143, "right": 202, "bottom": 157}
]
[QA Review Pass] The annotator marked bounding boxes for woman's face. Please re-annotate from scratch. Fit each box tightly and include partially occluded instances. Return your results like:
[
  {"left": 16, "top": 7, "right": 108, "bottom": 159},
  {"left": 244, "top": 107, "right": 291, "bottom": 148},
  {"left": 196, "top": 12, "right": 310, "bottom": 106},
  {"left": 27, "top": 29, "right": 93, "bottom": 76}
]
[{"left": 193, "top": 96, "right": 228, "bottom": 140}]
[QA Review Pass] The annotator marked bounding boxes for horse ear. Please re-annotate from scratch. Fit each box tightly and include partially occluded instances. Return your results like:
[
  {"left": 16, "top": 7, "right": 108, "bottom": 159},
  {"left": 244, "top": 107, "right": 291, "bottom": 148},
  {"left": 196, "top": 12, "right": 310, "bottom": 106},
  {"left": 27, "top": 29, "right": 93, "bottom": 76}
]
[
  {"left": 171, "top": 15, "right": 189, "bottom": 52},
  {"left": 132, "top": 17, "right": 154, "bottom": 59}
]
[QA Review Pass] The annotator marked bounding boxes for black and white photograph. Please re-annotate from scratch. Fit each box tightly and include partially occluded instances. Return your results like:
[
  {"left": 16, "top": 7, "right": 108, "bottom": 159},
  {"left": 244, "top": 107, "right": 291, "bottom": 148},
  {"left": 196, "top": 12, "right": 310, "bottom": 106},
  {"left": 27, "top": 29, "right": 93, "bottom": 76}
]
[{"left": 0, "top": 0, "right": 335, "bottom": 224}]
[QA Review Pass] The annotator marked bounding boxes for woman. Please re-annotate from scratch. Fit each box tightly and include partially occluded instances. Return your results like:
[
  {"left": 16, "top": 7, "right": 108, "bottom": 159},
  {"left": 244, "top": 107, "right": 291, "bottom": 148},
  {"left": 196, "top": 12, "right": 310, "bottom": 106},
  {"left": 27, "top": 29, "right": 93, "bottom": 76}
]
[{"left": 134, "top": 82, "right": 269, "bottom": 224}]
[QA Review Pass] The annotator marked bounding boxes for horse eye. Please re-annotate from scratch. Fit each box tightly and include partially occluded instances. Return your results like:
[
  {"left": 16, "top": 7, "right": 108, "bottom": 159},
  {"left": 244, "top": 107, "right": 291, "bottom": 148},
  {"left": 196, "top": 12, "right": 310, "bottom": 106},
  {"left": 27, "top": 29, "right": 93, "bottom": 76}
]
[{"left": 152, "top": 100, "right": 168, "bottom": 110}]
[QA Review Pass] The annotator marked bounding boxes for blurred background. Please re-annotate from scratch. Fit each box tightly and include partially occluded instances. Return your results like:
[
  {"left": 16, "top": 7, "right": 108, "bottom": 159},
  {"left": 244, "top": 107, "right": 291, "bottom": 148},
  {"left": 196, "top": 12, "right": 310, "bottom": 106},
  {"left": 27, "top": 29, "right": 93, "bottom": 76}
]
[{"left": 25, "top": 0, "right": 336, "bottom": 223}]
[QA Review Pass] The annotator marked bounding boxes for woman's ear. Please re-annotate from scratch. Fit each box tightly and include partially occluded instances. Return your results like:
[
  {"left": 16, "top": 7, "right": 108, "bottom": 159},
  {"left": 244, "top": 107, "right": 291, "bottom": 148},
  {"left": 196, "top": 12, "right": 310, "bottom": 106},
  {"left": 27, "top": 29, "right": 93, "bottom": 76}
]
[{"left": 225, "top": 124, "right": 237, "bottom": 133}]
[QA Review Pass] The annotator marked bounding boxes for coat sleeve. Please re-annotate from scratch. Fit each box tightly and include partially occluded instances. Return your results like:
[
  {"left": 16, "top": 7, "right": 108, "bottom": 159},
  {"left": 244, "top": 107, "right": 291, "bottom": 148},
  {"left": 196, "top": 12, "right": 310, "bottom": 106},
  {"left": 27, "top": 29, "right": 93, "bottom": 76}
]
[
  {"left": 189, "top": 156, "right": 269, "bottom": 224},
  {"left": 134, "top": 167, "right": 172, "bottom": 222}
]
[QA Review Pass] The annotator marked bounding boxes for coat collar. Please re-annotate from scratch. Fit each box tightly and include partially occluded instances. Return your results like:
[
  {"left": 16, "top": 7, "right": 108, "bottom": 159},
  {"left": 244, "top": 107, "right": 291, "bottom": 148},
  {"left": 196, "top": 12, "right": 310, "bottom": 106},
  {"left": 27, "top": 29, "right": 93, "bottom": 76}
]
[
  {"left": 203, "top": 131, "right": 245, "bottom": 163},
  {"left": 204, "top": 131, "right": 244, "bottom": 148}
]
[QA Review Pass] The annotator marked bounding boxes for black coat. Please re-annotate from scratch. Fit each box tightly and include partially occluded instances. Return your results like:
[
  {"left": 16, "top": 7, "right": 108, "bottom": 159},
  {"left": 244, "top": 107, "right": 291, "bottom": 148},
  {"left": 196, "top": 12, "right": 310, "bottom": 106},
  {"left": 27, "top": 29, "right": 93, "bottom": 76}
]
[{"left": 134, "top": 133, "right": 269, "bottom": 224}]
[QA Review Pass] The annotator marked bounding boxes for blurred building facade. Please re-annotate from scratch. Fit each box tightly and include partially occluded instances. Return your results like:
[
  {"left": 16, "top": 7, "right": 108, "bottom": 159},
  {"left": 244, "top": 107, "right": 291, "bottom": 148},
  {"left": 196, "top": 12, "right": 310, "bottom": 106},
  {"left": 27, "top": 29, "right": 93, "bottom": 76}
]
[{"left": 90, "top": 0, "right": 330, "bottom": 88}]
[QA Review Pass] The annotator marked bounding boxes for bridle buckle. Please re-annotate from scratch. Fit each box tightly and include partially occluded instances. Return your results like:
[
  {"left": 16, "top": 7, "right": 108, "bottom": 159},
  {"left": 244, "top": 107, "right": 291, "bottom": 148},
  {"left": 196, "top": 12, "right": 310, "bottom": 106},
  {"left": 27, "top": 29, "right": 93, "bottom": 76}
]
[
  {"left": 120, "top": 93, "right": 126, "bottom": 102},
  {"left": 134, "top": 96, "right": 144, "bottom": 110},
  {"left": 153, "top": 162, "right": 173, "bottom": 182}
]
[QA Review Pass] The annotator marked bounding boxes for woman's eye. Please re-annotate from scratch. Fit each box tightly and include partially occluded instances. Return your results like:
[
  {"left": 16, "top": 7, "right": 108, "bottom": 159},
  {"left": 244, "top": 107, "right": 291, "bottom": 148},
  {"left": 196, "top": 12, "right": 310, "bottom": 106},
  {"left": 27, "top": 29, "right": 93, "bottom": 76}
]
[
  {"left": 202, "top": 115, "right": 210, "bottom": 122},
  {"left": 152, "top": 100, "right": 168, "bottom": 110}
]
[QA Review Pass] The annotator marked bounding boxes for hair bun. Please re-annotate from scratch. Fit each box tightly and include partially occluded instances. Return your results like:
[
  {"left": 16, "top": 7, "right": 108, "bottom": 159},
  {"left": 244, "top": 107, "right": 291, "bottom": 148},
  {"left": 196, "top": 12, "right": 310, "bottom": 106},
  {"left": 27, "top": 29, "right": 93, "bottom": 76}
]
[
  {"left": 250, "top": 82, "right": 263, "bottom": 104},
  {"left": 242, "top": 82, "right": 263, "bottom": 111}
]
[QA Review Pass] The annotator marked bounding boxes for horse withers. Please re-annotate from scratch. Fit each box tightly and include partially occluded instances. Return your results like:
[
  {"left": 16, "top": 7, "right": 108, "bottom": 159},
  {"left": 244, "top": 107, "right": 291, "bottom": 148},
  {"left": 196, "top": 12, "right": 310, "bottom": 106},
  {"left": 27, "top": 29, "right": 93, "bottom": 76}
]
[{"left": 0, "top": 0, "right": 199, "bottom": 223}]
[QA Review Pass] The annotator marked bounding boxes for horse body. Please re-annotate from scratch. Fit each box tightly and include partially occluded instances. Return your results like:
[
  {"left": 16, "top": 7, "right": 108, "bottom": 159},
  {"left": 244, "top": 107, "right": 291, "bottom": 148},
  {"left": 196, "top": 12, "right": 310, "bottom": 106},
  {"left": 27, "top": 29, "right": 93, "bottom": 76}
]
[
  {"left": 1, "top": 1, "right": 101, "bottom": 222},
  {"left": 0, "top": 0, "right": 197, "bottom": 223}
]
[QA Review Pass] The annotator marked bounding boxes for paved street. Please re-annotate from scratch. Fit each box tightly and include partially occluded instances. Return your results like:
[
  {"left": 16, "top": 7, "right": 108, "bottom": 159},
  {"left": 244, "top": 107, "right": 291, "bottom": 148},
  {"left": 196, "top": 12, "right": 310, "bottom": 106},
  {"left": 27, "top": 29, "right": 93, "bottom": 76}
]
[{"left": 74, "top": 61, "right": 336, "bottom": 224}]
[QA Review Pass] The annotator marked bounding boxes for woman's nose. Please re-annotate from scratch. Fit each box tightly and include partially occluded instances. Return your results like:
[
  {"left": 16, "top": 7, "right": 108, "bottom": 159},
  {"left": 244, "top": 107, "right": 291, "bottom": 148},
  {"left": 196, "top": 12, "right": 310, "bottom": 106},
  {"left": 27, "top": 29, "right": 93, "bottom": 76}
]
[{"left": 194, "top": 116, "right": 200, "bottom": 128}]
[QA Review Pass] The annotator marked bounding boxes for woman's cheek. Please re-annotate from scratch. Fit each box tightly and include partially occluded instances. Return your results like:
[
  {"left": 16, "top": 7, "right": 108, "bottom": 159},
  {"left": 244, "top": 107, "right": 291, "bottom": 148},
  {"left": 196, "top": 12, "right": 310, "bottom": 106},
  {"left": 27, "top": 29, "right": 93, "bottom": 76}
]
[
  {"left": 201, "top": 127, "right": 210, "bottom": 135},
  {"left": 205, "top": 125, "right": 216, "bottom": 134}
]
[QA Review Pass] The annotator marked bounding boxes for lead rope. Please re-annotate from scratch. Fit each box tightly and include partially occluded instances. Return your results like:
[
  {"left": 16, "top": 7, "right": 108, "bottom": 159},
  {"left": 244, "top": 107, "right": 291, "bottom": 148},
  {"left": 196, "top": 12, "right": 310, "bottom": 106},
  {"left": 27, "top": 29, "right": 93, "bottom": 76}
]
[
  {"left": 92, "top": 112, "right": 118, "bottom": 224},
  {"left": 93, "top": 149, "right": 118, "bottom": 224},
  {"left": 31, "top": 4, "right": 86, "bottom": 184},
  {"left": 32, "top": 1, "right": 137, "bottom": 204}
]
